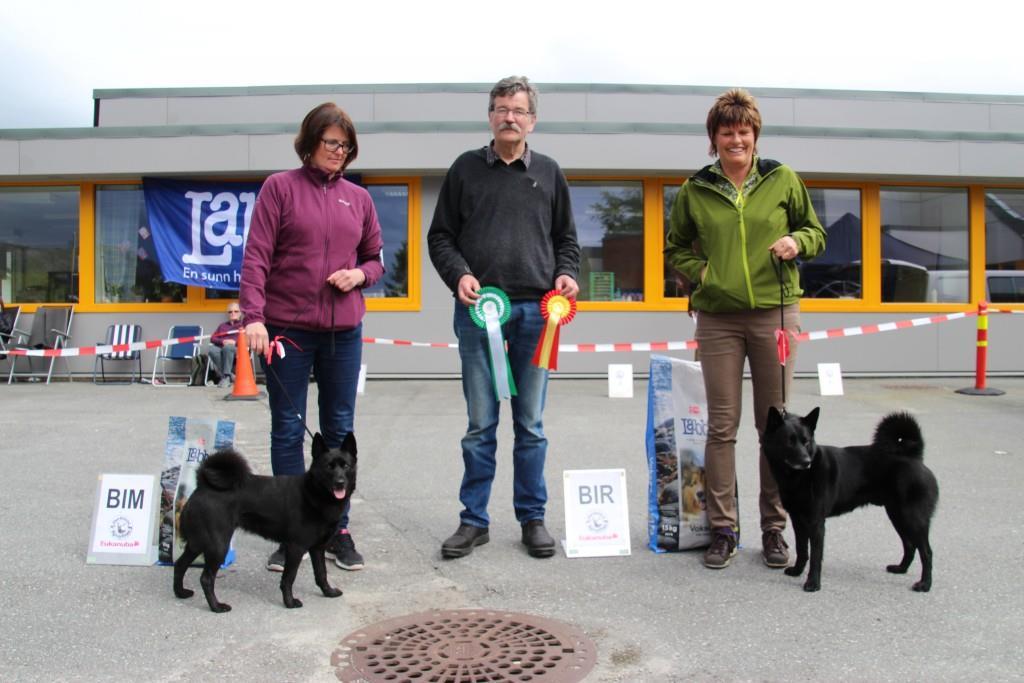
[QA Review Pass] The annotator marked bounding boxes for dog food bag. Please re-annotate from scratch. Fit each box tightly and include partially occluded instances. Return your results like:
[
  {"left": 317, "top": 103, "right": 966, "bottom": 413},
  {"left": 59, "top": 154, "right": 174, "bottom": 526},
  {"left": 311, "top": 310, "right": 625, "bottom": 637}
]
[
  {"left": 645, "top": 355, "right": 712, "bottom": 552},
  {"left": 158, "top": 416, "right": 236, "bottom": 565}
]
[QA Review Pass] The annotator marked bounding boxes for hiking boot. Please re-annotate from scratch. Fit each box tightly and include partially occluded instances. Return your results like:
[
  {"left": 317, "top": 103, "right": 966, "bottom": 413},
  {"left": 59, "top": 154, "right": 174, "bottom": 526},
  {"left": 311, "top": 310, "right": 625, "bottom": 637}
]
[
  {"left": 266, "top": 545, "right": 308, "bottom": 572},
  {"left": 762, "top": 529, "right": 790, "bottom": 568},
  {"left": 521, "top": 520, "right": 556, "bottom": 558},
  {"left": 703, "top": 528, "right": 738, "bottom": 569},
  {"left": 326, "top": 531, "right": 364, "bottom": 571},
  {"left": 441, "top": 524, "right": 490, "bottom": 559}
]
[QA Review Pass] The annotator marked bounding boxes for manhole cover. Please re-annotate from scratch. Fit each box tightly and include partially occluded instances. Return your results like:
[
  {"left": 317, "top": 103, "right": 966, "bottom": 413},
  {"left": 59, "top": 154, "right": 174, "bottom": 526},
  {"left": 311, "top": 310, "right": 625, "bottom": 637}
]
[{"left": 332, "top": 608, "right": 597, "bottom": 682}]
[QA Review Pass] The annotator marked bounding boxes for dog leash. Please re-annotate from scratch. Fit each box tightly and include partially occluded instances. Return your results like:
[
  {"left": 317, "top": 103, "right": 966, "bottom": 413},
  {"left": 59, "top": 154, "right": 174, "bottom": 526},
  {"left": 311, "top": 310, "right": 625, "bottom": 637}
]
[{"left": 772, "top": 254, "right": 788, "bottom": 412}]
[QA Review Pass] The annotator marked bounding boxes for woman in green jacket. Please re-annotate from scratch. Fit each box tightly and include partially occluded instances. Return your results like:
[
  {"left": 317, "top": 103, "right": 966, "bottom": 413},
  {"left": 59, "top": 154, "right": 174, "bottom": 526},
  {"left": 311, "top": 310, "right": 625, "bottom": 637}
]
[{"left": 665, "top": 88, "right": 826, "bottom": 571}]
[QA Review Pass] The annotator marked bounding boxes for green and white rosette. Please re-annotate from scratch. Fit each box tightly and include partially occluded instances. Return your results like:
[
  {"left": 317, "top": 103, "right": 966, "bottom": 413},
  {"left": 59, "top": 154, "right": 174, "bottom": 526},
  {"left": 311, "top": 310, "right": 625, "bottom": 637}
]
[{"left": 469, "top": 286, "right": 517, "bottom": 400}]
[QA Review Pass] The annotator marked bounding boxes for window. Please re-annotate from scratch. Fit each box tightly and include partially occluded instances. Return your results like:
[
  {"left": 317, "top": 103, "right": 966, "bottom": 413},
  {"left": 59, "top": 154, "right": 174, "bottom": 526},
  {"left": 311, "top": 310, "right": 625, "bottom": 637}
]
[
  {"left": 880, "top": 187, "right": 968, "bottom": 303},
  {"left": 570, "top": 181, "right": 644, "bottom": 302},
  {"left": 662, "top": 184, "right": 692, "bottom": 299},
  {"left": 364, "top": 184, "right": 410, "bottom": 299},
  {"left": 984, "top": 189, "right": 1024, "bottom": 303},
  {"left": 95, "top": 185, "right": 186, "bottom": 303},
  {"left": 0, "top": 187, "right": 80, "bottom": 303},
  {"left": 802, "top": 188, "right": 863, "bottom": 299}
]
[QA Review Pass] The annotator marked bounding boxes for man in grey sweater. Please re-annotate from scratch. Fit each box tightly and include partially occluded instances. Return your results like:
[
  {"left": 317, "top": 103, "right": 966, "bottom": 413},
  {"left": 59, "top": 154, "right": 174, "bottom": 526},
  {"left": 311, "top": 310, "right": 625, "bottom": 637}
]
[{"left": 428, "top": 75, "right": 581, "bottom": 560}]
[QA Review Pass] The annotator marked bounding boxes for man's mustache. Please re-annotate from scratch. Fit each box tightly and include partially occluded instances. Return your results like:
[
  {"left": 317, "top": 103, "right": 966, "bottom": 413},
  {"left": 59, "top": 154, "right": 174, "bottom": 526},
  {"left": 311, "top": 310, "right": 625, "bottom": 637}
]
[{"left": 498, "top": 122, "right": 520, "bottom": 132}]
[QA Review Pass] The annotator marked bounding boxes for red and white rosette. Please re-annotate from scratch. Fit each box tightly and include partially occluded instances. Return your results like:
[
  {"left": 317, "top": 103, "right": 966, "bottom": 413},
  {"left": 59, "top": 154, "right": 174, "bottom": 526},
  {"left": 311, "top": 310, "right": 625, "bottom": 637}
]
[{"left": 532, "top": 290, "right": 577, "bottom": 370}]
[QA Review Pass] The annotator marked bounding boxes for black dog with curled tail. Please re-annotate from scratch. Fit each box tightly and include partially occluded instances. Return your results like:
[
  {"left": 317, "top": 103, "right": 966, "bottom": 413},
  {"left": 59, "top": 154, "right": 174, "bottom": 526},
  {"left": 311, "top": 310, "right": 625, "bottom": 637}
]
[
  {"left": 763, "top": 407, "right": 938, "bottom": 593},
  {"left": 173, "top": 432, "right": 356, "bottom": 612}
]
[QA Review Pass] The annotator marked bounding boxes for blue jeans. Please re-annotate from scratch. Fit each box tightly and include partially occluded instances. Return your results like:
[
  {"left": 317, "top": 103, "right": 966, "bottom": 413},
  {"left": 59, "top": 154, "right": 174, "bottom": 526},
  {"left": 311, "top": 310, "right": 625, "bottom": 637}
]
[
  {"left": 453, "top": 301, "right": 549, "bottom": 527},
  {"left": 261, "top": 324, "right": 362, "bottom": 530}
]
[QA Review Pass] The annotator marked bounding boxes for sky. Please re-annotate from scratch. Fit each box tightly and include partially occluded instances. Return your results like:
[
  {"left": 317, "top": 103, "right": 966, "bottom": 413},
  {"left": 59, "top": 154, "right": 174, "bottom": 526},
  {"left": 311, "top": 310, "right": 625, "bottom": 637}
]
[{"left": 1, "top": 0, "right": 1020, "bottom": 129}]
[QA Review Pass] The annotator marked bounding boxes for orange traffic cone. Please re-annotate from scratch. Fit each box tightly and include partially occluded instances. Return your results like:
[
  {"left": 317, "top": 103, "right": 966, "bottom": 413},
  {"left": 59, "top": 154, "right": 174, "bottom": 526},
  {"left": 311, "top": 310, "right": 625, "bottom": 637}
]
[{"left": 224, "top": 329, "right": 264, "bottom": 401}]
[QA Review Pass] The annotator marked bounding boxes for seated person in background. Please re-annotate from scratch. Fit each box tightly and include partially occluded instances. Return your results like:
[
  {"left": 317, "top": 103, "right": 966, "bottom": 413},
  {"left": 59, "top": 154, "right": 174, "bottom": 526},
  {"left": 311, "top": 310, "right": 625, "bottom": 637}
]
[{"left": 209, "top": 303, "right": 244, "bottom": 386}]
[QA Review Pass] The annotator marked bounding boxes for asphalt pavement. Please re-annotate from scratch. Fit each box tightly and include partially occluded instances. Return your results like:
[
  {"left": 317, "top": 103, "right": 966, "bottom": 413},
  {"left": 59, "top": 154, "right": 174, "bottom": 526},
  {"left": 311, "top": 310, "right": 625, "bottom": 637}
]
[{"left": 1, "top": 374, "right": 1022, "bottom": 682}]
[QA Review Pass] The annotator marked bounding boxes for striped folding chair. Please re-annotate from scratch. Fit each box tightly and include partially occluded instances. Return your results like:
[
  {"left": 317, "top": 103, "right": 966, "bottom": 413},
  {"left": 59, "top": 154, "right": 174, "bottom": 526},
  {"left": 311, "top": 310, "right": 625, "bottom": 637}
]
[{"left": 93, "top": 324, "right": 143, "bottom": 384}]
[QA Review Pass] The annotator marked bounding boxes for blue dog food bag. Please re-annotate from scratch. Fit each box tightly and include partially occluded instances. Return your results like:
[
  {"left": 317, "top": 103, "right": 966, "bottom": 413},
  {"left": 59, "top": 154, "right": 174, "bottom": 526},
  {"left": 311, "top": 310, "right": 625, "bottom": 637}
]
[
  {"left": 158, "top": 416, "right": 236, "bottom": 566},
  {"left": 645, "top": 356, "right": 712, "bottom": 552}
]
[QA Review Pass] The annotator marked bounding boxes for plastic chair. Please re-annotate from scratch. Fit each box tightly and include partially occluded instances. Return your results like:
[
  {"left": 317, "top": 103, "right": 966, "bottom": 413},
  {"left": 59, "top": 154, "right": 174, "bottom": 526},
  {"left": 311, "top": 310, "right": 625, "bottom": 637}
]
[
  {"left": 151, "top": 325, "right": 203, "bottom": 387},
  {"left": 93, "top": 324, "right": 143, "bottom": 384},
  {"left": 7, "top": 305, "right": 74, "bottom": 384}
]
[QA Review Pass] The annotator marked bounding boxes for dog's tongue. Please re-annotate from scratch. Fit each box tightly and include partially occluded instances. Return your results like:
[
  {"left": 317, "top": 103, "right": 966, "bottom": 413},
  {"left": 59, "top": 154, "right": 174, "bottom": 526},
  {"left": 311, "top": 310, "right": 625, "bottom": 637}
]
[{"left": 333, "top": 488, "right": 347, "bottom": 500}]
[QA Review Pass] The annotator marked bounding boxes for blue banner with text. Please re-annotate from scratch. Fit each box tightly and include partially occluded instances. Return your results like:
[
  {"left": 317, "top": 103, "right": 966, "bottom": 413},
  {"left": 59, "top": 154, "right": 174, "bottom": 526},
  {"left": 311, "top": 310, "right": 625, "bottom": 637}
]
[{"left": 143, "top": 178, "right": 263, "bottom": 290}]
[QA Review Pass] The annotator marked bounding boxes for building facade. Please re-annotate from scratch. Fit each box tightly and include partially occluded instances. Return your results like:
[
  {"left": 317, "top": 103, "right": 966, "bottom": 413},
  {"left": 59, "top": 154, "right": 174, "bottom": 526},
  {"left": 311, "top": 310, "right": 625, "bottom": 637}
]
[{"left": 2, "top": 83, "right": 1023, "bottom": 377}]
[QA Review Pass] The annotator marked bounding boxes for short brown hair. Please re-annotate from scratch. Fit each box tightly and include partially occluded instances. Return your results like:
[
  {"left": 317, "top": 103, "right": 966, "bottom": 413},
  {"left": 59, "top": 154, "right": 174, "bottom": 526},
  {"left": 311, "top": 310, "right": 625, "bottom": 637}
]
[
  {"left": 706, "top": 88, "right": 761, "bottom": 156},
  {"left": 293, "top": 102, "right": 359, "bottom": 170}
]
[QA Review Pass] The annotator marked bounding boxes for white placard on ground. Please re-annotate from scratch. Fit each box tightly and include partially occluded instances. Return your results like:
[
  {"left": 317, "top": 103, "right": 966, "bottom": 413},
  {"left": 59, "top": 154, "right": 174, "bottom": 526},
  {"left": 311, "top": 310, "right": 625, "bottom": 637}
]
[
  {"left": 562, "top": 468, "right": 631, "bottom": 558},
  {"left": 608, "top": 364, "right": 634, "bottom": 398},
  {"left": 87, "top": 474, "right": 159, "bottom": 565},
  {"left": 817, "top": 362, "right": 844, "bottom": 396},
  {"left": 357, "top": 363, "right": 367, "bottom": 394}
]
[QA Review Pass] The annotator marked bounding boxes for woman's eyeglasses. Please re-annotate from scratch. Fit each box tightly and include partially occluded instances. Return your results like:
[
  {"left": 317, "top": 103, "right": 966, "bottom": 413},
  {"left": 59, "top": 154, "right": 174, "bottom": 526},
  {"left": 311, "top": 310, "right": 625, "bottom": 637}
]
[{"left": 321, "top": 139, "right": 354, "bottom": 154}]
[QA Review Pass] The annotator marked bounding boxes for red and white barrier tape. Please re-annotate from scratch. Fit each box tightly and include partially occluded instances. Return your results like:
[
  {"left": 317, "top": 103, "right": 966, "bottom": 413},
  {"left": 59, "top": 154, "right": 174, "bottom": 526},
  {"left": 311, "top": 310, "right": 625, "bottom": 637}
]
[{"left": 5, "top": 308, "right": 1019, "bottom": 358}]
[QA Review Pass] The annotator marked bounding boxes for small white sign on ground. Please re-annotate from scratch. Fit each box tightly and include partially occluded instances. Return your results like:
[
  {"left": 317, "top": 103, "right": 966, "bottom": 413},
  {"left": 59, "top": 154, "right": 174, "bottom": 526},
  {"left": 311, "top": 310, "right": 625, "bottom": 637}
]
[
  {"left": 357, "top": 363, "right": 367, "bottom": 394},
  {"left": 608, "top": 364, "right": 634, "bottom": 398},
  {"left": 562, "top": 468, "right": 631, "bottom": 558},
  {"left": 88, "top": 474, "right": 159, "bottom": 565},
  {"left": 817, "top": 362, "right": 844, "bottom": 396}
]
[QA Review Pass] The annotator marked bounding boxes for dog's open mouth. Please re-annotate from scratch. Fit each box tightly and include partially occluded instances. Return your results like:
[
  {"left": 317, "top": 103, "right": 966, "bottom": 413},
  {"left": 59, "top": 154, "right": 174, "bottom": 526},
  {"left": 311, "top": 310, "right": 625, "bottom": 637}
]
[
  {"left": 333, "top": 487, "right": 347, "bottom": 500},
  {"left": 786, "top": 460, "right": 812, "bottom": 470}
]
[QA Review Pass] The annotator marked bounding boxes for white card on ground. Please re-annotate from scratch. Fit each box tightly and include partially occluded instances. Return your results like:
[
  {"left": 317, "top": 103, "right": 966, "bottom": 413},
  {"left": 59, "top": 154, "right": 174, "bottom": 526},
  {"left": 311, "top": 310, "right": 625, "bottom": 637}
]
[
  {"left": 608, "top": 363, "right": 633, "bottom": 398},
  {"left": 817, "top": 362, "right": 844, "bottom": 396}
]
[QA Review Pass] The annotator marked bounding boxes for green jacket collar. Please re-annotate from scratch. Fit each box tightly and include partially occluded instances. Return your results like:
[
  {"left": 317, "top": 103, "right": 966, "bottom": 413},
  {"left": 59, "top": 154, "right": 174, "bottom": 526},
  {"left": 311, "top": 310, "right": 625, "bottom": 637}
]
[{"left": 693, "top": 157, "right": 783, "bottom": 201}]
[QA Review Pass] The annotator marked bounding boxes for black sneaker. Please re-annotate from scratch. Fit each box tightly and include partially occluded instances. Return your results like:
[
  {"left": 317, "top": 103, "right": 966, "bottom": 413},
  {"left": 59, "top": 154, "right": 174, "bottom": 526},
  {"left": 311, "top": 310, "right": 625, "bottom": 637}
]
[
  {"left": 703, "top": 528, "right": 738, "bottom": 569},
  {"left": 326, "top": 532, "right": 364, "bottom": 571}
]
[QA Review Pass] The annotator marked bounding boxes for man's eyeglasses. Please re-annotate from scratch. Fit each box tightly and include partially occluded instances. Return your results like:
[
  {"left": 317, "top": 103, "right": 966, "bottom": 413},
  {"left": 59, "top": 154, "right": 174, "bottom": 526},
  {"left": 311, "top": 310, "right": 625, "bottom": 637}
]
[
  {"left": 228, "top": 309, "right": 241, "bottom": 316},
  {"left": 491, "top": 107, "right": 533, "bottom": 120},
  {"left": 321, "top": 139, "right": 354, "bottom": 154}
]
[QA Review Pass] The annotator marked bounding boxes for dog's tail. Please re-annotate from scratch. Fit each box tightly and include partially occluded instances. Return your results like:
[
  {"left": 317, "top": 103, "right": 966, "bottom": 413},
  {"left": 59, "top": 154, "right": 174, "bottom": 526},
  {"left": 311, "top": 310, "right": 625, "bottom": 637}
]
[
  {"left": 196, "top": 448, "right": 252, "bottom": 491},
  {"left": 873, "top": 412, "right": 925, "bottom": 460}
]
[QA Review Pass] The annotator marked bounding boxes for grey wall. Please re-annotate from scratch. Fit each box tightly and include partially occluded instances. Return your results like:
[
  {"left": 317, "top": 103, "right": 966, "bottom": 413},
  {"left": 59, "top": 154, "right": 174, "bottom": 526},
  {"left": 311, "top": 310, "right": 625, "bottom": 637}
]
[{"left": 2, "top": 84, "right": 1023, "bottom": 378}]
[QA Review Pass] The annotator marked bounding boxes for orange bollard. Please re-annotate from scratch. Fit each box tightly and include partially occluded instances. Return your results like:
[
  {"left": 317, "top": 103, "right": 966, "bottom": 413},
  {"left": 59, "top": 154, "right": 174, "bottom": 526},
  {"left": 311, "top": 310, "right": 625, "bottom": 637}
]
[
  {"left": 224, "top": 329, "right": 264, "bottom": 401},
  {"left": 956, "top": 301, "right": 1004, "bottom": 396}
]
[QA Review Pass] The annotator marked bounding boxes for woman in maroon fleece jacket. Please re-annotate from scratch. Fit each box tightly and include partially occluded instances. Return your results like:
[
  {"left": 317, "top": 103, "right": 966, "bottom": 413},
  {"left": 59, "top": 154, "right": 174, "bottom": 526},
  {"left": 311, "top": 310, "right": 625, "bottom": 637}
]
[{"left": 239, "top": 102, "right": 384, "bottom": 573}]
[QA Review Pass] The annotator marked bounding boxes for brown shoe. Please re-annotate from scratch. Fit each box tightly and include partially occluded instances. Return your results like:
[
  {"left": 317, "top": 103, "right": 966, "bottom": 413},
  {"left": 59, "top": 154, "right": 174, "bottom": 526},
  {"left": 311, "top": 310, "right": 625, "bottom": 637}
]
[
  {"left": 762, "top": 529, "right": 790, "bottom": 568},
  {"left": 703, "top": 528, "right": 737, "bottom": 569}
]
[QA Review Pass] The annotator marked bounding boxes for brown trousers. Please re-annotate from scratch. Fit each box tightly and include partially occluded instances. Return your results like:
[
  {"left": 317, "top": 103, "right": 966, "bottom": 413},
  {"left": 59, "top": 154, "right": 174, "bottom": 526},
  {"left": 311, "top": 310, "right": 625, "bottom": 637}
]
[{"left": 694, "top": 305, "right": 799, "bottom": 533}]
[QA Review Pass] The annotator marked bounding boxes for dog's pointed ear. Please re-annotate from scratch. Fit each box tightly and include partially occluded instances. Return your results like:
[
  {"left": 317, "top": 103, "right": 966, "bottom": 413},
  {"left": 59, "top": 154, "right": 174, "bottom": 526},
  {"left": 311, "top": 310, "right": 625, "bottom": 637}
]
[
  {"left": 803, "top": 407, "right": 820, "bottom": 432},
  {"left": 312, "top": 432, "right": 327, "bottom": 459},
  {"left": 342, "top": 431, "right": 357, "bottom": 459},
  {"left": 766, "top": 405, "right": 784, "bottom": 432}
]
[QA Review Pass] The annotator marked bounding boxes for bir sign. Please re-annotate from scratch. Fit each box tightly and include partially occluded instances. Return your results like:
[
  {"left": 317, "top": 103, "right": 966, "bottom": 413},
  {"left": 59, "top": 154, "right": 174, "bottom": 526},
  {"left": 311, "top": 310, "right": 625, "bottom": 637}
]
[{"left": 562, "top": 469, "right": 631, "bottom": 558}]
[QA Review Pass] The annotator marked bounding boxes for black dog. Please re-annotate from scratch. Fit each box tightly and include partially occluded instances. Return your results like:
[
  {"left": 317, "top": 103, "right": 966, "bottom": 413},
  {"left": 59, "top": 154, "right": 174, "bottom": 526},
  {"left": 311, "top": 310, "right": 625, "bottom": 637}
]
[
  {"left": 173, "top": 432, "right": 356, "bottom": 612},
  {"left": 763, "top": 407, "right": 938, "bottom": 593}
]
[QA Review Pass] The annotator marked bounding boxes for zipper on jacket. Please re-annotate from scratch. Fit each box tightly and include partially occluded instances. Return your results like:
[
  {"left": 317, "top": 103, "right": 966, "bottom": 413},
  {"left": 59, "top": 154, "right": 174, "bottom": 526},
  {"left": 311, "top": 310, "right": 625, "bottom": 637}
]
[
  {"left": 735, "top": 192, "right": 756, "bottom": 308},
  {"left": 320, "top": 182, "right": 331, "bottom": 330}
]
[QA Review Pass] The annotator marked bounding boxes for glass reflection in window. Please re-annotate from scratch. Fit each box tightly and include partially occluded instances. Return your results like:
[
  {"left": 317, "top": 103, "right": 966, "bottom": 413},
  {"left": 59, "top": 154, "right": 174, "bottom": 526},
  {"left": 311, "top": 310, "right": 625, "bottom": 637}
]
[
  {"left": 880, "top": 187, "right": 968, "bottom": 303},
  {"left": 95, "top": 186, "right": 185, "bottom": 303},
  {"left": 802, "top": 188, "right": 862, "bottom": 299},
  {"left": 0, "top": 187, "right": 79, "bottom": 303},
  {"left": 364, "top": 184, "right": 409, "bottom": 299},
  {"left": 985, "top": 189, "right": 1024, "bottom": 303},
  {"left": 570, "top": 181, "right": 644, "bottom": 302}
]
